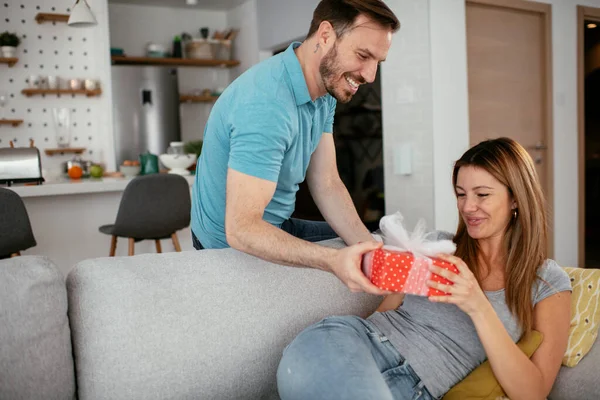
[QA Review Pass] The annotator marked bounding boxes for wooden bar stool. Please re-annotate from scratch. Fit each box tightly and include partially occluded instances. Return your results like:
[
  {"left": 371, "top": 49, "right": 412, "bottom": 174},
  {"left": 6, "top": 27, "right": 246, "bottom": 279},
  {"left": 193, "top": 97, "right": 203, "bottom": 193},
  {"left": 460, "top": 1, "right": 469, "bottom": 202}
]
[
  {"left": 99, "top": 174, "right": 191, "bottom": 256},
  {"left": 0, "top": 188, "right": 37, "bottom": 259}
]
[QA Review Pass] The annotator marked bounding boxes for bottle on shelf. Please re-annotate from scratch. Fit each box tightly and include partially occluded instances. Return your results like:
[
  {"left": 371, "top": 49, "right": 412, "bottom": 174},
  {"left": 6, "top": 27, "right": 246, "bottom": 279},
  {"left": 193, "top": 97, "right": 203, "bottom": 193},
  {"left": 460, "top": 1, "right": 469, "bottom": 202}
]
[{"left": 172, "top": 35, "right": 183, "bottom": 58}]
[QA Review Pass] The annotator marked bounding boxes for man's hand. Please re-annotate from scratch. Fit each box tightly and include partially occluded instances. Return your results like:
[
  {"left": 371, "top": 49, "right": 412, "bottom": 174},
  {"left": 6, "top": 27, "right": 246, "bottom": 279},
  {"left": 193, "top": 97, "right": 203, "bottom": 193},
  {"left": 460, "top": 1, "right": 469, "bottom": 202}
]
[{"left": 328, "top": 241, "right": 391, "bottom": 295}]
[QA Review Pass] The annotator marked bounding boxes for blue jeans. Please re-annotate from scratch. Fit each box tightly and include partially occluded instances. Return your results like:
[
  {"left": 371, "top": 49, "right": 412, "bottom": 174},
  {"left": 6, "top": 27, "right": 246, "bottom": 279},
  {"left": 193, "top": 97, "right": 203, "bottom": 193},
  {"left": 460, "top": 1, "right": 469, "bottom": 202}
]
[
  {"left": 192, "top": 218, "right": 338, "bottom": 250},
  {"left": 277, "top": 315, "right": 434, "bottom": 400},
  {"left": 279, "top": 218, "right": 338, "bottom": 243}
]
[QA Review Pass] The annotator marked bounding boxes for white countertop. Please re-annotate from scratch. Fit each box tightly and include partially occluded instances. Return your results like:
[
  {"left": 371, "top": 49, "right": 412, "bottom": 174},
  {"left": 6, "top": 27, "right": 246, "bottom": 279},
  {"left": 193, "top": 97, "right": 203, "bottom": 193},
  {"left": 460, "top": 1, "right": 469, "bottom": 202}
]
[{"left": 6, "top": 175, "right": 196, "bottom": 198}]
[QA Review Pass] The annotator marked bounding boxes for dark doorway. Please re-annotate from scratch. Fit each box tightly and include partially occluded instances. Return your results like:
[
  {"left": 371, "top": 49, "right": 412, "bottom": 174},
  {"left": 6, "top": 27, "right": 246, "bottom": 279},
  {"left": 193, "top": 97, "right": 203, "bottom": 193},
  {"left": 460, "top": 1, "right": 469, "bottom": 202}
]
[
  {"left": 272, "top": 44, "right": 385, "bottom": 230},
  {"left": 292, "top": 70, "right": 384, "bottom": 231},
  {"left": 584, "top": 20, "right": 600, "bottom": 268}
]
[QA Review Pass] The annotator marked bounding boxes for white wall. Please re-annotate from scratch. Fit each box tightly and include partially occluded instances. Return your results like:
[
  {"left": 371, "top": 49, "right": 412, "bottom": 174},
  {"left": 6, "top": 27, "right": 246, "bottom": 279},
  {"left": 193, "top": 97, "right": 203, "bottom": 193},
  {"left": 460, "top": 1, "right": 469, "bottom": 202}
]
[
  {"left": 255, "top": 0, "right": 319, "bottom": 50},
  {"left": 380, "top": 0, "right": 436, "bottom": 230},
  {"left": 1, "top": 0, "right": 115, "bottom": 173},
  {"left": 108, "top": 3, "right": 231, "bottom": 144},
  {"left": 226, "top": 0, "right": 260, "bottom": 79},
  {"left": 108, "top": 3, "right": 228, "bottom": 57},
  {"left": 429, "top": 0, "right": 470, "bottom": 234}
]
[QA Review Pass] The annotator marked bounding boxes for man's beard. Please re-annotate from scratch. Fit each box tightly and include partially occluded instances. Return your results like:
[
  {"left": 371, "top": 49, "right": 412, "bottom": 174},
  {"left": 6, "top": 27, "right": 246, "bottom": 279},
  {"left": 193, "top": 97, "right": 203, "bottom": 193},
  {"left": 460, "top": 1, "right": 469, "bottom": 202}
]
[{"left": 319, "top": 44, "right": 361, "bottom": 103}]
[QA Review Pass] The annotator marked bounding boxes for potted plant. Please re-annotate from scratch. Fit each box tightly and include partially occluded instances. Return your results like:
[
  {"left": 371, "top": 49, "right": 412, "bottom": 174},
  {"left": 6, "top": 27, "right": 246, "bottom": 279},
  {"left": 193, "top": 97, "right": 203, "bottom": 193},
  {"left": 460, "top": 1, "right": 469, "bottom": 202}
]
[
  {"left": 184, "top": 140, "right": 203, "bottom": 173},
  {"left": 0, "top": 31, "right": 21, "bottom": 58}
]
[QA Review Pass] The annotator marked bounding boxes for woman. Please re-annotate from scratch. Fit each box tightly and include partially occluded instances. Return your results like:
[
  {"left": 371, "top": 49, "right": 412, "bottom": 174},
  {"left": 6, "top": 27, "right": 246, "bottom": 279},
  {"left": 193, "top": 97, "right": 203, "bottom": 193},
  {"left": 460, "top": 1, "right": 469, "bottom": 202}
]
[{"left": 277, "top": 138, "right": 572, "bottom": 400}]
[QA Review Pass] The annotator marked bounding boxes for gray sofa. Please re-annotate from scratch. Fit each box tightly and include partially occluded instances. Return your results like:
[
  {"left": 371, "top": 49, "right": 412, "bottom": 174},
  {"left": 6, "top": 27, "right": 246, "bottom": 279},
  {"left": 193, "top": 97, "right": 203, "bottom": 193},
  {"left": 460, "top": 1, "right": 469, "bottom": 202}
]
[{"left": 0, "top": 241, "right": 598, "bottom": 399}]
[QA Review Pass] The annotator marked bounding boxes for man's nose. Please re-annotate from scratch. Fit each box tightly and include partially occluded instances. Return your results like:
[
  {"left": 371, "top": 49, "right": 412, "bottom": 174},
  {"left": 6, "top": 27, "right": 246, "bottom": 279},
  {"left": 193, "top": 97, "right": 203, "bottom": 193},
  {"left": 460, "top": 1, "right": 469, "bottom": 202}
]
[{"left": 361, "top": 61, "right": 378, "bottom": 84}]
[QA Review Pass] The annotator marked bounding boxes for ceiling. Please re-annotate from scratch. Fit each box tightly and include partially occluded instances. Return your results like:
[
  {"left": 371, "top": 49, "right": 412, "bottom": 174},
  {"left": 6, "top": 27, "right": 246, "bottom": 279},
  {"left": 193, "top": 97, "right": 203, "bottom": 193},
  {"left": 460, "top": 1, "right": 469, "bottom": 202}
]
[{"left": 108, "top": 0, "right": 250, "bottom": 11}]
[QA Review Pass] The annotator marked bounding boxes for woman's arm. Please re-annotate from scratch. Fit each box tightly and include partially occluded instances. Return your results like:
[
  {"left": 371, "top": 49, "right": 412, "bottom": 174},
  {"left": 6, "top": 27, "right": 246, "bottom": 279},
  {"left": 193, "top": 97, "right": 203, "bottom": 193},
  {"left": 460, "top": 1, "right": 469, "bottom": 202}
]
[
  {"left": 428, "top": 254, "right": 571, "bottom": 400},
  {"left": 375, "top": 293, "right": 405, "bottom": 312},
  {"left": 471, "top": 291, "right": 571, "bottom": 400}
]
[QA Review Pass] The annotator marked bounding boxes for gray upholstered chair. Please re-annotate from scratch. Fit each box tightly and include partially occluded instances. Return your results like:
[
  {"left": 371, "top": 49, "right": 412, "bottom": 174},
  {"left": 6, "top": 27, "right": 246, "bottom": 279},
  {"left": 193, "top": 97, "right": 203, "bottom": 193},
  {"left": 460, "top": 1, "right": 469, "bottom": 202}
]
[
  {"left": 99, "top": 174, "right": 191, "bottom": 256},
  {"left": 0, "top": 188, "right": 36, "bottom": 259}
]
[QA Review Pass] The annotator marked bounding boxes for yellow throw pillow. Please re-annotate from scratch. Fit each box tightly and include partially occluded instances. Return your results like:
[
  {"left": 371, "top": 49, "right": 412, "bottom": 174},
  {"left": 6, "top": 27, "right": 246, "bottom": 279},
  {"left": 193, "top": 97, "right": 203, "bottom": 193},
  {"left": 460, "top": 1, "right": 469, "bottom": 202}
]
[
  {"left": 562, "top": 267, "right": 600, "bottom": 367},
  {"left": 442, "top": 330, "right": 543, "bottom": 400}
]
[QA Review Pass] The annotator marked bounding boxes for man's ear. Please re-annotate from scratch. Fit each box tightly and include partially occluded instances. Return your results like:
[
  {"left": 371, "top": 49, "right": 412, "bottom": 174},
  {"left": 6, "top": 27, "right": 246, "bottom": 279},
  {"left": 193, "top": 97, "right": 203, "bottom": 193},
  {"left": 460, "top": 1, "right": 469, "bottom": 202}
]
[{"left": 317, "top": 20, "right": 337, "bottom": 48}]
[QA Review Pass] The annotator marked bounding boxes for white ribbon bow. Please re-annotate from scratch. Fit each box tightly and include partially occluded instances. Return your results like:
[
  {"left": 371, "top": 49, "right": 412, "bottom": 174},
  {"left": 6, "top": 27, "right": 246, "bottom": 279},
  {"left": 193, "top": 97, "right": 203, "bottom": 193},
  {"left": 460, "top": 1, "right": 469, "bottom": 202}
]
[{"left": 379, "top": 212, "right": 456, "bottom": 258}]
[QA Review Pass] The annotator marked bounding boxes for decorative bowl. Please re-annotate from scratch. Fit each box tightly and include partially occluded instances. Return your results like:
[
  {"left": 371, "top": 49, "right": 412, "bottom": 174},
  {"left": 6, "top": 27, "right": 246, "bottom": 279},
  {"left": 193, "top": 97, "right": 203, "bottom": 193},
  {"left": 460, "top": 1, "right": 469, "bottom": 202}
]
[
  {"left": 159, "top": 153, "right": 197, "bottom": 176},
  {"left": 119, "top": 165, "right": 141, "bottom": 177}
]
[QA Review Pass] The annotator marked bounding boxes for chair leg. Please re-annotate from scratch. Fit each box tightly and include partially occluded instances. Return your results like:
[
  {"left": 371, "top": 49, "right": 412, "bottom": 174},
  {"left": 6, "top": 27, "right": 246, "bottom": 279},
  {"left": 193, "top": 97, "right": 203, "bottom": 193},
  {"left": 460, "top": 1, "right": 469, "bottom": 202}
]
[
  {"left": 109, "top": 236, "right": 117, "bottom": 257},
  {"left": 10, "top": 252, "right": 20, "bottom": 257},
  {"left": 155, "top": 240, "right": 162, "bottom": 253},
  {"left": 171, "top": 233, "right": 182, "bottom": 252},
  {"left": 128, "top": 238, "right": 135, "bottom": 256}
]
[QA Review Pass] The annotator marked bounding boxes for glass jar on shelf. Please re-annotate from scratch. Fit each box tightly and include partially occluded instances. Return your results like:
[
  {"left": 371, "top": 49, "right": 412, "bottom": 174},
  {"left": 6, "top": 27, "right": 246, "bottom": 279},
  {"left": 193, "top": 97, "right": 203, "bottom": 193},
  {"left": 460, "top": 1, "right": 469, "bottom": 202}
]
[
  {"left": 52, "top": 108, "right": 71, "bottom": 148},
  {"left": 166, "top": 141, "right": 185, "bottom": 156}
]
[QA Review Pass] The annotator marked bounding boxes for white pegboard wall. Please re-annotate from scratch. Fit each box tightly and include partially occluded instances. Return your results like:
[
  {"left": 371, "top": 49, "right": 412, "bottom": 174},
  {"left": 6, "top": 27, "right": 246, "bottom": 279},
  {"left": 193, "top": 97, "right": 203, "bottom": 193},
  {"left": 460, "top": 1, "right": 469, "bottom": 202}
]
[{"left": 1, "top": 0, "right": 109, "bottom": 172}]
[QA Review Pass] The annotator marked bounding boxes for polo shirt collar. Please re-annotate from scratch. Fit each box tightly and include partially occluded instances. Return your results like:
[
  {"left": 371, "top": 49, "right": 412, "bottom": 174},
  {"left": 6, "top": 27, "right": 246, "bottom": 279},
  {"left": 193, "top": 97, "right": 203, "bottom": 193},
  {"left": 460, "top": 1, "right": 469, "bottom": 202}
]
[{"left": 282, "top": 42, "right": 313, "bottom": 106}]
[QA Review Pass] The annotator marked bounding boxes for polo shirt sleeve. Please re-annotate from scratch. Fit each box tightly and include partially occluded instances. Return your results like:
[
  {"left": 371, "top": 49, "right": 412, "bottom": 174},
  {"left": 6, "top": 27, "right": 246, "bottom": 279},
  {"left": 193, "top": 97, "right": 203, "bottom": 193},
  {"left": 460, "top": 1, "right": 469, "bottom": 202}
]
[
  {"left": 323, "top": 96, "right": 337, "bottom": 134},
  {"left": 228, "top": 100, "right": 292, "bottom": 182}
]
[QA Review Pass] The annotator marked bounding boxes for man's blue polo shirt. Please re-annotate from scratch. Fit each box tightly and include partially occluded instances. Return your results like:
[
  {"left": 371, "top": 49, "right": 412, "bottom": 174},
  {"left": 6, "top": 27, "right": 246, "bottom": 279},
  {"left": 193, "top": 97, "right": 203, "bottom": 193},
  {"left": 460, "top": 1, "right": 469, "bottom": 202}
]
[{"left": 191, "top": 42, "right": 337, "bottom": 249}]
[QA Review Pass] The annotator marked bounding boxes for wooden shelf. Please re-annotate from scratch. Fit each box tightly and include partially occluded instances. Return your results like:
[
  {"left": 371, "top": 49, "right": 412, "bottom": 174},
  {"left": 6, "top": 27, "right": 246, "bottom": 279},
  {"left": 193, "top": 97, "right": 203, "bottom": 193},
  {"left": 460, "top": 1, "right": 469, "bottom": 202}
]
[
  {"left": 44, "top": 147, "right": 86, "bottom": 156},
  {"left": 0, "top": 57, "right": 18, "bottom": 67},
  {"left": 35, "top": 13, "right": 69, "bottom": 24},
  {"left": 180, "top": 94, "right": 219, "bottom": 103},
  {"left": 0, "top": 119, "right": 24, "bottom": 127},
  {"left": 21, "top": 88, "right": 102, "bottom": 97},
  {"left": 111, "top": 55, "right": 240, "bottom": 68}
]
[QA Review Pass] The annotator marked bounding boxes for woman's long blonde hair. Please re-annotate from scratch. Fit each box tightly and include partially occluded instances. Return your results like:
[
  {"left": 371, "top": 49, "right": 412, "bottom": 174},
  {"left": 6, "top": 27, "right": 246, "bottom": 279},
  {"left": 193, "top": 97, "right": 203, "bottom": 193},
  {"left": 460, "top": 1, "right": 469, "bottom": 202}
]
[{"left": 452, "top": 137, "right": 547, "bottom": 334}]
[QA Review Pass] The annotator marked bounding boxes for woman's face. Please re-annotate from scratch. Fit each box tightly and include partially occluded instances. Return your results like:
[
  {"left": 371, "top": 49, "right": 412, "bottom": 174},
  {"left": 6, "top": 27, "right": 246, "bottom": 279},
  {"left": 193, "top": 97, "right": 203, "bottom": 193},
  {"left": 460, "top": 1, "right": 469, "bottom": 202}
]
[{"left": 455, "top": 166, "right": 515, "bottom": 241}]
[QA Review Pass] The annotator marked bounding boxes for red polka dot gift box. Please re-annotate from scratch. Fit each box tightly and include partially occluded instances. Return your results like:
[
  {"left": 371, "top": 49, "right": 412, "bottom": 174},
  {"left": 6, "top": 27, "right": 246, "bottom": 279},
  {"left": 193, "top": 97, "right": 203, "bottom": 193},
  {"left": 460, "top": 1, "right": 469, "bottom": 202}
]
[
  {"left": 362, "top": 249, "right": 459, "bottom": 296},
  {"left": 362, "top": 212, "right": 458, "bottom": 296}
]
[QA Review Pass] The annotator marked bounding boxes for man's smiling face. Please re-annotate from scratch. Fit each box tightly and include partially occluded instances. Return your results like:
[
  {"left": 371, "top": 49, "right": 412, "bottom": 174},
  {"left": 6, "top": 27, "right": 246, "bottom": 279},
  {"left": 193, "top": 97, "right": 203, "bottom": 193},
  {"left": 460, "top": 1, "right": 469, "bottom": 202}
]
[{"left": 319, "top": 14, "right": 392, "bottom": 103}]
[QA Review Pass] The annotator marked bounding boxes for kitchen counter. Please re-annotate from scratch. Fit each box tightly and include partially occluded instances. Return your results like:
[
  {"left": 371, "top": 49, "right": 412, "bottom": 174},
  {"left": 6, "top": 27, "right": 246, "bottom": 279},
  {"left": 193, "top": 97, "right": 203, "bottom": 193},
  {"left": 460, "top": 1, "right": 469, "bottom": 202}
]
[
  {"left": 8, "top": 174, "right": 197, "bottom": 277},
  {"left": 7, "top": 175, "right": 196, "bottom": 198}
]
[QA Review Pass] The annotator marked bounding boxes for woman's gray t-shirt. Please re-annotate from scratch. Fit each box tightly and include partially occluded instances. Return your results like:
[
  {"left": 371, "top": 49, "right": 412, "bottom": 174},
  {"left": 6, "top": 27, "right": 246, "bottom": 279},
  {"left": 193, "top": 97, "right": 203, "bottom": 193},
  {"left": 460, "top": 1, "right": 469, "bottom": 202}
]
[{"left": 367, "top": 236, "right": 572, "bottom": 398}]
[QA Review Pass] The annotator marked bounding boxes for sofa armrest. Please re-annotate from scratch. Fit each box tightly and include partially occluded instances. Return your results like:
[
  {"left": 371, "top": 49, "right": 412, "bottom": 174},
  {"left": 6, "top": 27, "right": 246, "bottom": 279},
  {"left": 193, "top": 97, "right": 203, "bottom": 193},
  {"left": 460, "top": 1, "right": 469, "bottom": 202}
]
[
  {"left": 550, "top": 332, "right": 600, "bottom": 399},
  {"left": 0, "top": 256, "right": 75, "bottom": 400}
]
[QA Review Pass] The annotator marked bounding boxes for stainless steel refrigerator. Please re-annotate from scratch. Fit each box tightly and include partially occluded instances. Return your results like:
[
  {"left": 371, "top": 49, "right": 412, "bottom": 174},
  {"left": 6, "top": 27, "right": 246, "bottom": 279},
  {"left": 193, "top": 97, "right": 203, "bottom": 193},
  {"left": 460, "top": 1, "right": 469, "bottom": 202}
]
[{"left": 111, "top": 66, "right": 181, "bottom": 166}]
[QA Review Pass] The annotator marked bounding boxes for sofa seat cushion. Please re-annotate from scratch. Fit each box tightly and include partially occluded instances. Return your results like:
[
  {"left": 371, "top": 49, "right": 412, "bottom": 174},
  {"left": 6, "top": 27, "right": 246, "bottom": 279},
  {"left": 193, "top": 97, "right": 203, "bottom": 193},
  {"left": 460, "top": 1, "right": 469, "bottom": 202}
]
[
  {"left": 0, "top": 256, "right": 75, "bottom": 400},
  {"left": 66, "top": 243, "right": 380, "bottom": 400}
]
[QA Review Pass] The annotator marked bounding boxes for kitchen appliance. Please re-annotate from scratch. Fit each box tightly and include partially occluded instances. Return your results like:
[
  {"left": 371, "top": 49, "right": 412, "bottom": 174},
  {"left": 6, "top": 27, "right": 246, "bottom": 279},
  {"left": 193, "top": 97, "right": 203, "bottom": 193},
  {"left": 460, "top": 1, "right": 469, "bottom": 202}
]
[
  {"left": 111, "top": 66, "right": 181, "bottom": 168},
  {"left": 0, "top": 147, "right": 44, "bottom": 186},
  {"left": 62, "top": 156, "right": 92, "bottom": 178}
]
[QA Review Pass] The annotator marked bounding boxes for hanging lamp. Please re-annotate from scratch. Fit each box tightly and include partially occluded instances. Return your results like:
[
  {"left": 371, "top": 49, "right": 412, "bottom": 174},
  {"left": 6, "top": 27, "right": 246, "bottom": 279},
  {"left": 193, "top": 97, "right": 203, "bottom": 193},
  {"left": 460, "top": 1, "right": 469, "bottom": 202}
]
[{"left": 68, "top": 0, "right": 97, "bottom": 27}]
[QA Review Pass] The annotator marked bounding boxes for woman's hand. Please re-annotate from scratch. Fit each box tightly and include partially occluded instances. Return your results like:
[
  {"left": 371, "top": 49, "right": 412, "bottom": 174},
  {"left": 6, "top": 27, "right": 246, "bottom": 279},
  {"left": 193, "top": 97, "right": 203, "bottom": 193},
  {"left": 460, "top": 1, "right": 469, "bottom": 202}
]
[{"left": 427, "top": 253, "right": 491, "bottom": 317}]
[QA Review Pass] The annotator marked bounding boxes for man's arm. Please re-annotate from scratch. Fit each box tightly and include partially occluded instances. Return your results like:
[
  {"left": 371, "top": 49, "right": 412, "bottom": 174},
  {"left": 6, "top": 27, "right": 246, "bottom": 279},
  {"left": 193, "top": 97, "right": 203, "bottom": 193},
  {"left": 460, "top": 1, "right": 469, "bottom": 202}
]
[
  {"left": 225, "top": 167, "right": 389, "bottom": 295},
  {"left": 306, "top": 133, "right": 373, "bottom": 245}
]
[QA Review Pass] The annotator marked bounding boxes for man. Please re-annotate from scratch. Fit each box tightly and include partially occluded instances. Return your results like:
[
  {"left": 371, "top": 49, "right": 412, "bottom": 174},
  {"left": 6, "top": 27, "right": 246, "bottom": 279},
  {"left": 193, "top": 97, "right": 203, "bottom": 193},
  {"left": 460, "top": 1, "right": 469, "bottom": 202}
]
[{"left": 191, "top": 0, "right": 400, "bottom": 295}]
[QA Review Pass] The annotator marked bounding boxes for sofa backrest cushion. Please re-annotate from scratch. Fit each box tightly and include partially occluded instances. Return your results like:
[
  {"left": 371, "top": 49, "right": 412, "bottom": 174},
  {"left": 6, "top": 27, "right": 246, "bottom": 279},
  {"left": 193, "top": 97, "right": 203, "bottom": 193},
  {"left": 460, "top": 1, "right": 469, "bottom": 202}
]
[
  {"left": 66, "top": 244, "right": 381, "bottom": 400},
  {"left": 0, "top": 256, "right": 76, "bottom": 400}
]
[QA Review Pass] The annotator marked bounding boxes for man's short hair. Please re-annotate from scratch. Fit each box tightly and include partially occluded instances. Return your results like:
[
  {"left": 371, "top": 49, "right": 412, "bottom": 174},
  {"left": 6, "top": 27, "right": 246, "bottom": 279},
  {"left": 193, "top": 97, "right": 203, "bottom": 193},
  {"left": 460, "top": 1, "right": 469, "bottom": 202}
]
[{"left": 307, "top": 0, "right": 400, "bottom": 39}]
